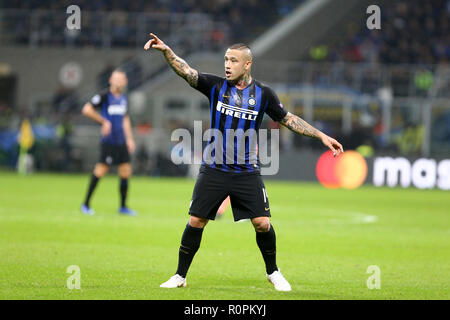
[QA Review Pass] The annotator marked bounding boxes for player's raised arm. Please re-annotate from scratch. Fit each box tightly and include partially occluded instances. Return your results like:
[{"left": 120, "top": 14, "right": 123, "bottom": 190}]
[
  {"left": 280, "top": 112, "right": 344, "bottom": 157},
  {"left": 144, "top": 33, "right": 198, "bottom": 87}
]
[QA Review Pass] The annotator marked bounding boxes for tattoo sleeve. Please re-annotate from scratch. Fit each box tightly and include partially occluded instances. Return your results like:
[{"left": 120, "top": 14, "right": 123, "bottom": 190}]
[
  {"left": 164, "top": 48, "right": 198, "bottom": 87},
  {"left": 280, "top": 112, "right": 322, "bottom": 139}
]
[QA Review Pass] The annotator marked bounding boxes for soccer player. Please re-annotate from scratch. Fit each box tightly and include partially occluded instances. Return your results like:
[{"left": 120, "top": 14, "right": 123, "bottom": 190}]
[
  {"left": 144, "top": 33, "right": 343, "bottom": 291},
  {"left": 80, "top": 69, "right": 137, "bottom": 216}
]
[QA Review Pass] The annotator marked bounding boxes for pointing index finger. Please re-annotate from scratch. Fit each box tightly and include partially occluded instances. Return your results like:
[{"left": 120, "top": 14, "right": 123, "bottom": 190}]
[{"left": 149, "top": 33, "right": 159, "bottom": 41}]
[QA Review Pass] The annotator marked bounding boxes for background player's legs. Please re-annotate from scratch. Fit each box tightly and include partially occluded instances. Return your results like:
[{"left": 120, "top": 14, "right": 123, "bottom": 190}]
[
  {"left": 251, "top": 216, "right": 278, "bottom": 274},
  {"left": 93, "top": 163, "right": 110, "bottom": 178},
  {"left": 117, "top": 162, "right": 136, "bottom": 215},
  {"left": 118, "top": 163, "right": 131, "bottom": 207},
  {"left": 82, "top": 163, "right": 109, "bottom": 213}
]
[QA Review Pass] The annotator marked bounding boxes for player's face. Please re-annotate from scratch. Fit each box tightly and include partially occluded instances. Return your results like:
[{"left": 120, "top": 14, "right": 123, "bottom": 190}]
[
  {"left": 224, "top": 49, "right": 251, "bottom": 81},
  {"left": 109, "top": 71, "right": 128, "bottom": 93}
]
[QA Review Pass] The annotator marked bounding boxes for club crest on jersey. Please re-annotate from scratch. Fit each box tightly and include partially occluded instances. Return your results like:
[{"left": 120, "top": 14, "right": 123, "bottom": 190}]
[
  {"left": 248, "top": 98, "right": 256, "bottom": 106},
  {"left": 216, "top": 101, "right": 258, "bottom": 121}
]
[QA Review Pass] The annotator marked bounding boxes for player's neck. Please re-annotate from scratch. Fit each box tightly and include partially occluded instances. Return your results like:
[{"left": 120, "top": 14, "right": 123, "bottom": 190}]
[
  {"left": 110, "top": 88, "right": 123, "bottom": 97},
  {"left": 234, "top": 73, "right": 252, "bottom": 90}
]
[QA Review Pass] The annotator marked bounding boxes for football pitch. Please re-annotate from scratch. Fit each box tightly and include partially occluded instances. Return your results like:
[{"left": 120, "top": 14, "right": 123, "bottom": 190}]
[{"left": 0, "top": 171, "right": 448, "bottom": 300}]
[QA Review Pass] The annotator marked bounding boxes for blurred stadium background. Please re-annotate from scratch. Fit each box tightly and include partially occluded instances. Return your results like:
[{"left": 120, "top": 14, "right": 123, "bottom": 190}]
[
  {"left": 0, "top": 0, "right": 449, "bottom": 188},
  {"left": 0, "top": 0, "right": 449, "bottom": 301}
]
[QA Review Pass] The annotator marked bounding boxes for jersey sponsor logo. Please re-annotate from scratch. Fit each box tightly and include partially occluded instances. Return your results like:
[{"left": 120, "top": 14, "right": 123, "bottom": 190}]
[
  {"left": 108, "top": 104, "right": 127, "bottom": 115},
  {"left": 216, "top": 101, "right": 258, "bottom": 121}
]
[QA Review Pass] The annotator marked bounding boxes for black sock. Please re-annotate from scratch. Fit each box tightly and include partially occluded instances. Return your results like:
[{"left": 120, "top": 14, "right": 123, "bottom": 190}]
[
  {"left": 176, "top": 223, "right": 204, "bottom": 278},
  {"left": 120, "top": 178, "right": 128, "bottom": 208},
  {"left": 256, "top": 224, "right": 278, "bottom": 275},
  {"left": 84, "top": 174, "right": 100, "bottom": 207}
]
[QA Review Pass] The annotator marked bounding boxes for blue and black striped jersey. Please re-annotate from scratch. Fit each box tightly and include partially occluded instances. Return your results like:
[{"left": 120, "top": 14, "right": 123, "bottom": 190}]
[
  {"left": 90, "top": 90, "right": 128, "bottom": 145},
  {"left": 194, "top": 72, "right": 287, "bottom": 173}
]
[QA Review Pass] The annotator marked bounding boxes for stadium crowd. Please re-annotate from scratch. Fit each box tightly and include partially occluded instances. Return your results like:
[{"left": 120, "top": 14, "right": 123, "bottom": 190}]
[
  {"left": 1, "top": 0, "right": 300, "bottom": 48},
  {"left": 322, "top": 0, "right": 450, "bottom": 65}
]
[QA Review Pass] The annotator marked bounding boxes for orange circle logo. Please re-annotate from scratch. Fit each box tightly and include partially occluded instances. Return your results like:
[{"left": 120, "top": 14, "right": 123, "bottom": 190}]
[{"left": 316, "top": 150, "right": 368, "bottom": 189}]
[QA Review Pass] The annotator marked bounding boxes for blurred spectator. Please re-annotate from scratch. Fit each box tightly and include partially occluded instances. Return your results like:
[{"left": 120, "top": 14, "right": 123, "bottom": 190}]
[
  {"left": 326, "top": 0, "right": 450, "bottom": 65},
  {"left": 52, "top": 86, "right": 79, "bottom": 114}
]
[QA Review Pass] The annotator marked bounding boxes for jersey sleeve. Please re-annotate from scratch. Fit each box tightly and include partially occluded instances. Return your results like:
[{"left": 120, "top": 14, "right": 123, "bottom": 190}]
[
  {"left": 89, "top": 92, "right": 106, "bottom": 110},
  {"left": 194, "top": 72, "right": 223, "bottom": 97},
  {"left": 264, "top": 86, "right": 288, "bottom": 122}
]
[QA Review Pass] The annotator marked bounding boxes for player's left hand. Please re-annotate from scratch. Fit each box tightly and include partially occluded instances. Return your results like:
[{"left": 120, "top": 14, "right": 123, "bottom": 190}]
[
  {"left": 321, "top": 134, "right": 344, "bottom": 157},
  {"left": 127, "top": 138, "right": 136, "bottom": 154}
]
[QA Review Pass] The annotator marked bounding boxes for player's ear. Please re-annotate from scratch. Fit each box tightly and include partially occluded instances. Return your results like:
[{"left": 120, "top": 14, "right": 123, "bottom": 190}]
[{"left": 245, "top": 60, "right": 252, "bottom": 71}]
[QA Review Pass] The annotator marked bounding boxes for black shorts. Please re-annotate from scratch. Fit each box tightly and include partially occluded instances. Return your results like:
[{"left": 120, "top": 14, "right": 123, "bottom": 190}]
[
  {"left": 189, "top": 165, "right": 271, "bottom": 221},
  {"left": 99, "top": 143, "right": 130, "bottom": 166}
]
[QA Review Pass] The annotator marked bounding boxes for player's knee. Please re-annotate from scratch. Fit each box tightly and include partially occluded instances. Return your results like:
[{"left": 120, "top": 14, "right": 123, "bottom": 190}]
[
  {"left": 118, "top": 164, "right": 132, "bottom": 179},
  {"left": 119, "top": 171, "right": 131, "bottom": 179},
  {"left": 94, "top": 165, "right": 109, "bottom": 178},
  {"left": 189, "top": 215, "right": 208, "bottom": 228},
  {"left": 254, "top": 224, "right": 270, "bottom": 233},
  {"left": 252, "top": 217, "right": 271, "bottom": 232}
]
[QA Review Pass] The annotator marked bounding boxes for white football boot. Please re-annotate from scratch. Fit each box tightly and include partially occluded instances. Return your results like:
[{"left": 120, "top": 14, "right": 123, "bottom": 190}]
[
  {"left": 267, "top": 269, "right": 292, "bottom": 291},
  {"left": 159, "top": 274, "right": 187, "bottom": 288}
]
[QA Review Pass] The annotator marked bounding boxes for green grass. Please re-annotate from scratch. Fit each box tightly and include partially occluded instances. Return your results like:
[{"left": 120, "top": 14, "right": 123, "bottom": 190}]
[{"left": 0, "top": 171, "right": 449, "bottom": 300}]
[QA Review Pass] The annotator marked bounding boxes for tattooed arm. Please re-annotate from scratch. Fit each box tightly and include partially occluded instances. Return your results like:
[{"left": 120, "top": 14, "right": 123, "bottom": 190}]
[
  {"left": 280, "top": 112, "right": 322, "bottom": 138},
  {"left": 163, "top": 48, "right": 198, "bottom": 87},
  {"left": 280, "top": 112, "right": 344, "bottom": 157},
  {"left": 144, "top": 33, "right": 198, "bottom": 87}
]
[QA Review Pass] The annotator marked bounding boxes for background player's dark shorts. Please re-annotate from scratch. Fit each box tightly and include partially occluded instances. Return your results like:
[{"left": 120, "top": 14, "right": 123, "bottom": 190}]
[
  {"left": 99, "top": 143, "right": 130, "bottom": 165},
  {"left": 189, "top": 165, "right": 271, "bottom": 221}
]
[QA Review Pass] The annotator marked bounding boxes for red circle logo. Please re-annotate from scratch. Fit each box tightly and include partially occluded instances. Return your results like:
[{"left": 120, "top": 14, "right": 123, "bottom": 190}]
[{"left": 316, "top": 150, "right": 368, "bottom": 189}]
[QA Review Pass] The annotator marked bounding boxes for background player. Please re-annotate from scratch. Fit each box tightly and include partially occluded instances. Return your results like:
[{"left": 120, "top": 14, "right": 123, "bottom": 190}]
[
  {"left": 80, "top": 69, "right": 137, "bottom": 216},
  {"left": 144, "top": 33, "right": 343, "bottom": 291}
]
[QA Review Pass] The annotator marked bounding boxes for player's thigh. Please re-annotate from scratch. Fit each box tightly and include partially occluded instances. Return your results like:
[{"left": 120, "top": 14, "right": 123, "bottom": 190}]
[
  {"left": 229, "top": 173, "right": 270, "bottom": 221},
  {"left": 115, "top": 145, "right": 131, "bottom": 168},
  {"left": 118, "top": 162, "right": 132, "bottom": 178},
  {"left": 94, "top": 163, "right": 110, "bottom": 177},
  {"left": 189, "top": 166, "right": 229, "bottom": 221}
]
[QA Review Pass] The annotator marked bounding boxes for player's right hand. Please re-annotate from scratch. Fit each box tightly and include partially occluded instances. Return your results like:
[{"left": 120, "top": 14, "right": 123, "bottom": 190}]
[
  {"left": 144, "top": 33, "right": 166, "bottom": 52},
  {"left": 101, "top": 120, "right": 112, "bottom": 137},
  {"left": 320, "top": 134, "right": 344, "bottom": 157}
]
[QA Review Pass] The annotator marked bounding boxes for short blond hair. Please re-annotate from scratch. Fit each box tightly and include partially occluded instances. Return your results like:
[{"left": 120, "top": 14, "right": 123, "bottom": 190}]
[{"left": 228, "top": 43, "right": 253, "bottom": 60}]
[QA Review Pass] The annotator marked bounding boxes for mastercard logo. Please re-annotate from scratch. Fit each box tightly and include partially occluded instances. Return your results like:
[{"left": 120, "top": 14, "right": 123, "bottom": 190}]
[{"left": 316, "top": 150, "right": 368, "bottom": 189}]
